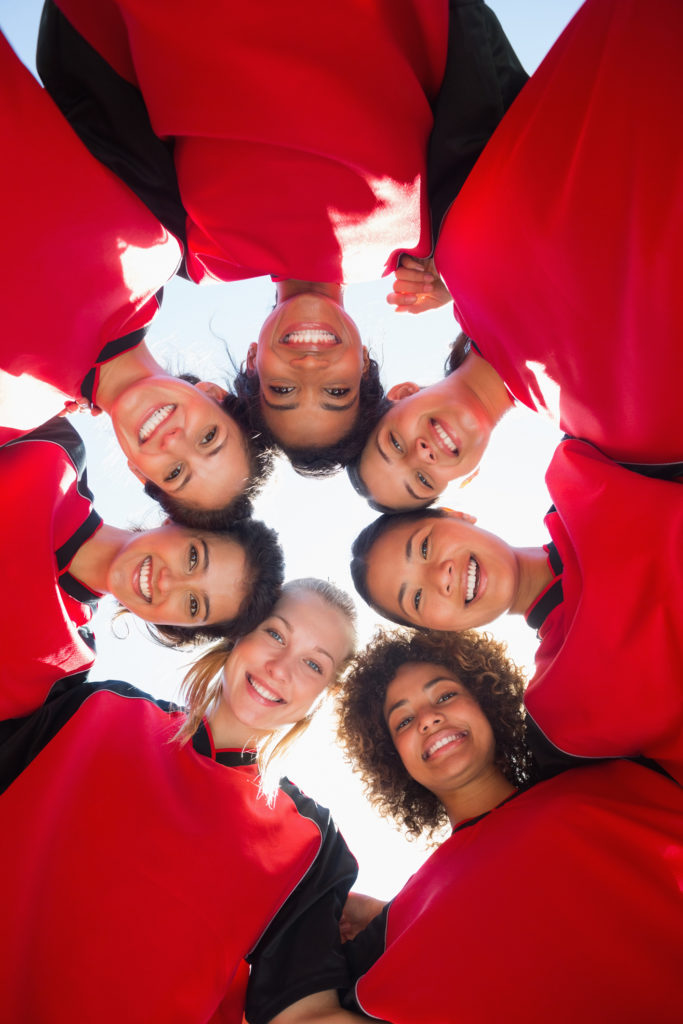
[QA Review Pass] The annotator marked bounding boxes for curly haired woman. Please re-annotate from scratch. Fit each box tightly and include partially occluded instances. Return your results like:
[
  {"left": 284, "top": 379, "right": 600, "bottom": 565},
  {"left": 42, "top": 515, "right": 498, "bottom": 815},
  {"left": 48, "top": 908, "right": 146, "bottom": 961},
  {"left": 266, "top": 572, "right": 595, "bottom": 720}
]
[{"left": 336, "top": 628, "right": 683, "bottom": 1024}]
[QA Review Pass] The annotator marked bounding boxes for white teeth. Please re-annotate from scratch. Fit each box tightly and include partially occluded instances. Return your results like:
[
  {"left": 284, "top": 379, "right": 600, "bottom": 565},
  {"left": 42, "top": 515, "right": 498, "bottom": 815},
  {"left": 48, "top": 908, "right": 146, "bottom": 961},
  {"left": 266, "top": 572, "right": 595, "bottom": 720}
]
[
  {"left": 138, "top": 404, "right": 175, "bottom": 443},
  {"left": 423, "top": 731, "right": 467, "bottom": 760},
  {"left": 282, "top": 330, "right": 338, "bottom": 345},
  {"left": 139, "top": 556, "right": 152, "bottom": 602},
  {"left": 248, "top": 674, "right": 283, "bottom": 703},
  {"left": 432, "top": 420, "right": 458, "bottom": 455},
  {"left": 466, "top": 556, "right": 479, "bottom": 603}
]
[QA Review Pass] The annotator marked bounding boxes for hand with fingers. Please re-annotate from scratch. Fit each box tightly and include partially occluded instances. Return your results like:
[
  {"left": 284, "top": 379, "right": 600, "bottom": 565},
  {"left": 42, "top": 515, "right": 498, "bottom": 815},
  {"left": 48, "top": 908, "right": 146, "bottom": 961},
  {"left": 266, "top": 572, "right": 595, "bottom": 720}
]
[{"left": 386, "top": 254, "right": 452, "bottom": 313}]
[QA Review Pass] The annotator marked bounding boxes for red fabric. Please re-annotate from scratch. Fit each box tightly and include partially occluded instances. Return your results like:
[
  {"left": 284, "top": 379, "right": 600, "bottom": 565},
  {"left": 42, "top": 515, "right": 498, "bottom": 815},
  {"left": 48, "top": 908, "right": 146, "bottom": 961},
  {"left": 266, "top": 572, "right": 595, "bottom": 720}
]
[
  {"left": 0, "top": 692, "right": 324, "bottom": 1024},
  {"left": 525, "top": 439, "right": 683, "bottom": 783},
  {"left": 1, "top": 438, "right": 97, "bottom": 719},
  {"left": 0, "top": 34, "right": 180, "bottom": 444},
  {"left": 54, "top": 0, "right": 448, "bottom": 284},
  {"left": 436, "top": 0, "right": 683, "bottom": 464},
  {"left": 356, "top": 761, "right": 683, "bottom": 1024}
]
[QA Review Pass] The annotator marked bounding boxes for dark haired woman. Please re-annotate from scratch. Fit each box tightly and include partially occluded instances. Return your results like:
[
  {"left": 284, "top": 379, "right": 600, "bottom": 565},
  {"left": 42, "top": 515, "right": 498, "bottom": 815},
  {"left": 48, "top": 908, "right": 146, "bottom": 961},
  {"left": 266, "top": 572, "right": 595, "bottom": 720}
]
[
  {"left": 1, "top": 415, "right": 283, "bottom": 721},
  {"left": 357, "top": 0, "right": 683, "bottom": 511},
  {"left": 37, "top": 0, "right": 527, "bottom": 473},
  {"left": 0, "top": 580, "right": 367, "bottom": 1023},
  {"left": 337, "top": 628, "right": 683, "bottom": 1023},
  {"left": 0, "top": 33, "right": 271, "bottom": 526},
  {"left": 350, "top": 437, "right": 683, "bottom": 784}
]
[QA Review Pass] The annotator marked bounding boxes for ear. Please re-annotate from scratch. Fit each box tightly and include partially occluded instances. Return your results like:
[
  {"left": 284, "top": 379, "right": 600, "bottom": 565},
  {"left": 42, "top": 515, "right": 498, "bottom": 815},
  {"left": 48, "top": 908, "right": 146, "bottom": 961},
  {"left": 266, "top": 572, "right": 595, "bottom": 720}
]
[
  {"left": 361, "top": 346, "right": 370, "bottom": 376},
  {"left": 196, "top": 380, "right": 228, "bottom": 402},
  {"left": 441, "top": 507, "right": 477, "bottom": 525},
  {"left": 386, "top": 381, "right": 420, "bottom": 402},
  {"left": 246, "top": 343, "right": 258, "bottom": 373},
  {"left": 127, "top": 460, "right": 148, "bottom": 485}
]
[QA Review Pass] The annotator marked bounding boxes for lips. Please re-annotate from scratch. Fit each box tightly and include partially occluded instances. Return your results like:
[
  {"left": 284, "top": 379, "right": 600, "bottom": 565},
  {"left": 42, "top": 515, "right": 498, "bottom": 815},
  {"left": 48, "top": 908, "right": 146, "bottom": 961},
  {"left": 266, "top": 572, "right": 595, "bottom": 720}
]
[
  {"left": 429, "top": 418, "right": 460, "bottom": 458},
  {"left": 135, "top": 555, "right": 153, "bottom": 603},
  {"left": 465, "top": 555, "right": 480, "bottom": 604},
  {"left": 278, "top": 324, "right": 341, "bottom": 351},
  {"left": 247, "top": 673, "right": 285, "bottom": 705},
  {"left": 138, "top": 404, "right": 175, "bottom": 445},
  {"left": 422, "top": 728, "right": 468, "bottom": 760}
]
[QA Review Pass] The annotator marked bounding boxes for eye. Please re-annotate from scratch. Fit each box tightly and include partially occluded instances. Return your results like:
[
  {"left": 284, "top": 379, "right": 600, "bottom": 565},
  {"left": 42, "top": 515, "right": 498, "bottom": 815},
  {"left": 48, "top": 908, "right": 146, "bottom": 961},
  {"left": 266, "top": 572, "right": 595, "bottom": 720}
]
[
  {"left": 200, "top": 427, "right": 217, "bottom": 446},
  {"left": 304, "top": 658, "right": 322, "bottom": 674},
  {"left": 395, "top": 714, "right": 413, "bottom": 733},
  {"left": 389, "top": 433, "right": 403, "bottom": 454},
  {"left": 324, "top": 387, "right": 350, "bottom": 398},
  {"left": 189, "top": 595, "right": 199, "bottom": 618},
  {"left": 188, "top": 544, "right": 199, "bottom": 571},
  {"left": 269, "top": 385, "right": 295, "bottom": 395},
  {"left": 165, "top": 464, "right": 182, "bottom": 482},
  {"left": 265, "top": 627, "right": 285, "bottom": 644},
  {"left": 417, "top": 472, "right": 433, "bottom": 491},
  {"left": 436, "top": 690, "right": 458, "bottom": 704},
  {"left": 420, "top": 536, "right": 428, "bottom": 560},
  {"left": 413, "top": 588, "right": 422, "bottom": 613}
]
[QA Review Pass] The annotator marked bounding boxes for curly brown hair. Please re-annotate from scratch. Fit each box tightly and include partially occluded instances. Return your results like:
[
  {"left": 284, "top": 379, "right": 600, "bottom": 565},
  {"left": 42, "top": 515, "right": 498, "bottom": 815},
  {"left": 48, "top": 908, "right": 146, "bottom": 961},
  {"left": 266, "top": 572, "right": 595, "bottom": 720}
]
[{"left": 337, "top": 628, "right": 534, "bottom": 842}]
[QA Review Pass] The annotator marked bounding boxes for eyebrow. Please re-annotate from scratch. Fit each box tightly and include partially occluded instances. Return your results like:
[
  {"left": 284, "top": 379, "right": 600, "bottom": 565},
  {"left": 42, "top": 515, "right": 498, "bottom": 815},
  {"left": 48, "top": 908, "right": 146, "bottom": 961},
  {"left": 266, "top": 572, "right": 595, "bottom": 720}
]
[
  {"left": 262, "top": 396, "right": 358, "bottom": 413},
  {"left": 384, "top": 676, "right": 451, "bottom": 720},
  {"left": 397, "top": 528, "right": 420, "bottom": 617},
  {"left": 199, "top": 538, "right": 210, "bottom": 622}
]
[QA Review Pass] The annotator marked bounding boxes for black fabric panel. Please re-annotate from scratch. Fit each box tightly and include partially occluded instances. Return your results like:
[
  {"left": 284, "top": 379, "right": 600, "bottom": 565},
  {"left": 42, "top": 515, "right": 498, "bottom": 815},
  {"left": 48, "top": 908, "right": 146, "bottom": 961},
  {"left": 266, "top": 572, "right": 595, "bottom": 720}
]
[
  {"left": 526, "top": 576, "right": 564, "bottom": 633},
  {"left": 37, "top": 0, "right": 189, "bottom": 254},
  {"left": 341, "top": 903, "right": 391, "bottom": 1017},
  {"left": 80, "top": 325, "right": 150, "bottom": 403},
  {"left": 245, "top": 780, "right": 358, "bottom": 1024},
  {"left": 55, "top": 508, "right": 103, "bottom": 571},
  {"left": 561, "top": 433, "right": 683, "bottom": 481},
  {"left": 428, "top": 0, "right": 529, "bottom": 242}
]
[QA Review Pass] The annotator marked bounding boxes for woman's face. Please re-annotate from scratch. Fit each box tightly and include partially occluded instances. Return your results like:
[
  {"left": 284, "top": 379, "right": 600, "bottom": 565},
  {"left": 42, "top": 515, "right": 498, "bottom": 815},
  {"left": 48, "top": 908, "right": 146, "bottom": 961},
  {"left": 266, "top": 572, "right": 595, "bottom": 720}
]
[
  {"left": 106, "top": 524, "right": 248, "bottom": 626},
  {"left": 384, "top": 662, "right": 496, "bottom": 799},
  {"left": 110, "top": 376, "right": 251, "bottom": 510},
  {"left": 365, "top": 512, "right": 518, "bottom": 631},
  {"left": 220, "top": 588, "right": 354, "bottom": 735},
  {"left": 358, "top": 375, "right": 493, "bottom": 510},
  {"left": 250, "top": 293, "right": 368, "bottom": 448}
]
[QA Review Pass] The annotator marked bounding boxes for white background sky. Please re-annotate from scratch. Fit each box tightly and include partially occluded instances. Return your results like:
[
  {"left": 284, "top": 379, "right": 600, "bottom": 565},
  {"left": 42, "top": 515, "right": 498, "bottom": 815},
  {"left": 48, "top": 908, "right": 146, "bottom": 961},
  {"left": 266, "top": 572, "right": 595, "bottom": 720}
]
[{"left": 2, "top": 0, "right": 582, "bottom": 896}]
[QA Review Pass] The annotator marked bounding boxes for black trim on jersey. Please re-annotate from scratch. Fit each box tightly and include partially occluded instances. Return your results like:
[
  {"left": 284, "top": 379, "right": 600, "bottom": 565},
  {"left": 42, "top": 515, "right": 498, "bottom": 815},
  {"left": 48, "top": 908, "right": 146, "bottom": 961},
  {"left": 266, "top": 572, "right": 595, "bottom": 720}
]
[
  {"left": 341, "top": 904, "right": 391, "bottom": 1018},
  {"left": 56, "top": 508, "right": 103, "bottom": 572},
  {"left": 428, "top": 0, "right": 529, "bottom": 243},
  {"left": 561, "top": 433, "right": 683, "bottom": 481},
  {"left": 37, "top": 0, "right": 189, "bottom": 255},
  {"left": 191, "top": 721, "right": 258, "bottom": 767},
  {"left": 5, "top": 416, "right": 92, "bottom": 498},
  {"left": 245, "top": 779, "right": 358, "bottom": 1024},
  {"left": 77, "top": 624, "right": 97, "bottom": 653},
  {"left": 526, "top": 577, "right": 564, "bottom": 633},
  {"left": 545, "top": 539, "right": 562, "bottom": 576},
  {"left": 80, "top": 326, "right": 149, "bottom": 403}
]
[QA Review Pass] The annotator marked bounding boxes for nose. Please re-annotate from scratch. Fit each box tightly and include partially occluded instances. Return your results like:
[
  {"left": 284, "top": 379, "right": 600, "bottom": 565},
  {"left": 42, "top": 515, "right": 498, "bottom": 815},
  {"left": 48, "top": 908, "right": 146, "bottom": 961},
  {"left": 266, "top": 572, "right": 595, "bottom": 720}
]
[
  {"left": 415, "top": 437, "right": 436, "bottom": 463},
  {"left": 418, "top": 706, "right": 444, "bottom": 733},
  {"left": 265, "top": 654, "right": 290, "bottom": 685},
  {"left": 288, "top": 353, "right": 331, "bottom": 370},
  {"left": 431, "top": 559, "right": 454, "bottom": 597},
  {"left": 156, "top": 562, "right": 180, "bottom": 598},
  {"left": 160, "top": 426, "right": 184, "bottom": 452}
]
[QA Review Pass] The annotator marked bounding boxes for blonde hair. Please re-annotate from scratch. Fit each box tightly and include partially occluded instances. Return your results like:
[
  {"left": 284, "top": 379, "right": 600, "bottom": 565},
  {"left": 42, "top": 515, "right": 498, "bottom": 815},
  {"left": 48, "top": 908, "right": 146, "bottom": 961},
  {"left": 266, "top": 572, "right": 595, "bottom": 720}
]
[{"left": 177, "top": 579, "right": 357, "bottom": 778}]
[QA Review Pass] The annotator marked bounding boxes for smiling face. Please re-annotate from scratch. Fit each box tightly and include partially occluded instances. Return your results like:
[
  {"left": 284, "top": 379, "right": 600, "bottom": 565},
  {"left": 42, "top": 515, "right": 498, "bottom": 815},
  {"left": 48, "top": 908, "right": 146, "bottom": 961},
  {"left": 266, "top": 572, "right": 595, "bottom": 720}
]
[
  {"left": 110, "top": 376, "right": 251, "bottom": 510},
  {"left": 365, "top": 512, "right": 519, "bottom": 631},
  {"left": 250, "top": 293, "right": 369, "bottom": 448},
  {"left": 358, "top": 375, "right": 494, "bottom": 510},
  {"left": 219, "top": 588, "right": 355, "bottom": 737},
  {"left": 106, "top": 524, "right": 249, "bottom": 627},
  {"left": 384, "top": 662, "right": 497, "bottom": 802}
]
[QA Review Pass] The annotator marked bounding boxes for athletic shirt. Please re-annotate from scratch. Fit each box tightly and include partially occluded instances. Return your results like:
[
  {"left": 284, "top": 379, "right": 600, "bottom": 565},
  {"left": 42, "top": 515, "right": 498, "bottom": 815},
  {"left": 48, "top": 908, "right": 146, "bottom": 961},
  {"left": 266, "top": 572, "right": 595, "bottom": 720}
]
[
  {"left": 344, "top": 761, "right": 683, "bottom": 1023},
  {"left": 0, "top": 680, "right": 357, "bottom": 1024},
  {"left": 524, "top": 439, "right": 683, "bottom": 784},
  {"left": 1, "top": 418, "right": 102, "bottom": 720},
  {"left": 43, "top": 0, "right": 448, "bottom": 284},
  {"left": 0, "top": 33, "right": 180, "bottom": 444},
  {"left": 435, "top": 0, "right": 683, "bottom": 466}
]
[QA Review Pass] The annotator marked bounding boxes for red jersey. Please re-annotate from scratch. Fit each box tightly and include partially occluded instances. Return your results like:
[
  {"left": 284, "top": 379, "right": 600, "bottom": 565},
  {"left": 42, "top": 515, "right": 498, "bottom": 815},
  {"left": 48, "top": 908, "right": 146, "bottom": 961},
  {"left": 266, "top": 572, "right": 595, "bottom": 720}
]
[
  {"left": 346, "top": 762, "right": 683, "bottom": 1023},
  {"left": 525, "top": 439, "right": 683, "bottom": 784},
  {"left": 436, "top": 0, "right": 683, "bottom": 465},
  {"left": 0, "top": 33, "right": 180, "bottom": 444},
  {"left": 49, "top": 0, "right": 448, "bottom": 284}
]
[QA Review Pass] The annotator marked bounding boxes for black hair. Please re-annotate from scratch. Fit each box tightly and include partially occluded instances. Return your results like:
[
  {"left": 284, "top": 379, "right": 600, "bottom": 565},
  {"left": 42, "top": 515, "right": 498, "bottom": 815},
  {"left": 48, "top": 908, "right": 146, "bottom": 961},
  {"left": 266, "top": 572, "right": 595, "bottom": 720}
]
[
  {"left": 143, "top": 382, "right": 275, "bottom": 528},
  {"left": 346, "top": 333, "right": 473, "bottom": 510},
  {"left": 232, "top": 358, "right": 389, "bottom": 477},
  {"left": 350, "top": 508, "right": 450, "bottom": 627},
  {"left": 148, "top": 518, "right": 284, "bottom": 647}
]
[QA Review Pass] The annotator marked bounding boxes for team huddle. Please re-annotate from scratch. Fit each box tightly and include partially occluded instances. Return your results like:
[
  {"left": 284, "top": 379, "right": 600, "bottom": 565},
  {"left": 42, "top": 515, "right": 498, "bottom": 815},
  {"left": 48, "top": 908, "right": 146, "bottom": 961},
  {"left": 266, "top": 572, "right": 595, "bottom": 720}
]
[{"left": 1, "top": 1, "right": 682, "bottom": 1022}]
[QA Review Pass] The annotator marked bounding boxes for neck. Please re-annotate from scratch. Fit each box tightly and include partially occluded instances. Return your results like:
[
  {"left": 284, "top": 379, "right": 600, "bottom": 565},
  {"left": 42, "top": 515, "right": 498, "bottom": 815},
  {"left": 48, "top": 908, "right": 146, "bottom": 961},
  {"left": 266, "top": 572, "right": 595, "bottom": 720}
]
[
  {"left": 94, "top": 339, "right": 167, "bottom": 413},
  {"left": 68, "top": 523, "right": 131, "bottom": 594},
  {"left": 453, "top": 348, "right": 513, "bottom": 425},
  {"left": 206, "top": 697, "right": 268, "bottom": 751},
  {"left": 441, "top": 765, "right": 516, "bottom": 830},
  {"left": 509, "top": 546, "right": 553, "bottom": 617},
  {"left": 276, "top": 279, "right": 344, "bottom": 305}
]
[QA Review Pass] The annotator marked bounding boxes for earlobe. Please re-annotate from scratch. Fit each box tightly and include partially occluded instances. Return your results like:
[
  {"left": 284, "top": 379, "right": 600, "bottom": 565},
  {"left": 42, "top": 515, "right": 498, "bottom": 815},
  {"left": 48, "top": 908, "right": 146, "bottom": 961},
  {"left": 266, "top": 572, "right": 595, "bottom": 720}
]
[
  {"left": 386, "top": 381, "right": 420, "bottom": 402},
  {"left": 361, "top": 346, "right": 371, "bottom": 376},
  {"left": 126, "top": 460, "right": 148, "bottom": 485},
  {"left": 196, "top": 380, "right": 228, "bottom": 402},
  {"left": 246, "top": 343, "right": 258, "bottom": 373}
]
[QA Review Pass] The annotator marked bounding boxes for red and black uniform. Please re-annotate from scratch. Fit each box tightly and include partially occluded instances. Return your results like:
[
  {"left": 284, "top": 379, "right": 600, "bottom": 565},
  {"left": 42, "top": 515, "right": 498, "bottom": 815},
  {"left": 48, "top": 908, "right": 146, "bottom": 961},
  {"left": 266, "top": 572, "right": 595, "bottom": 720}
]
[
  {"left": 0, "top": 33, "right": 180, "bottom": 444},
  {"left": 523, "top": 438, "right": 683, "bottom": 785},
  {"left": 344, "top": 762, "right": 683, "bottom": 1023},
  {"left": 39, "top": 0, "right": 448, "bottom": 285},
  {"left": 0, "top": 679, "right": 357, "bottom": 1024},
  {"left": 1, "top": 417, "right": 102, "bottom": 721},
  {"left": 435, "top": 0, "right": 683, "bottom": 468}
]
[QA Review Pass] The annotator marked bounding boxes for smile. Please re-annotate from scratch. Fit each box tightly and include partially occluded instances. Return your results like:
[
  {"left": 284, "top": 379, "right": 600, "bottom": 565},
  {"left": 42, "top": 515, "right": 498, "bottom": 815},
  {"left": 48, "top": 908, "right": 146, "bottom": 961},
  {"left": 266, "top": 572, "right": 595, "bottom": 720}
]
[
  {"left": 422, "top": 729, "right": 468, "bottom": 760},
  {"left": 465, "top": 556, "right": 480, "bottom": 604},
  {"left": 138, "top": 556, "right": 153, "bottom": 603},
  {"left": 138, "top": 404, "right": 175, "bottom": 444},
  {"left": 430, "top": 419, "right": 460, "bottom": 457},
  {"left": 247, "top": 673, "right": 284, "bottom": 704},
  {"left": 279, "top": 328, "right": 340, "bottom": 351}
]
